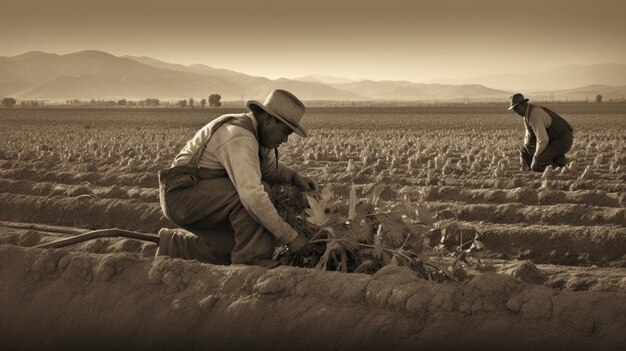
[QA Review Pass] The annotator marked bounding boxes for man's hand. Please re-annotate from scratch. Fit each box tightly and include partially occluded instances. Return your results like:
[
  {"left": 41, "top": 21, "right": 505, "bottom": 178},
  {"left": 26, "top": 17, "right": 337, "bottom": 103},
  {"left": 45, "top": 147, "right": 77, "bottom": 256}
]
[
  {"left": 292, "top": 173, "right": 318, "bottom": 192},
  {"left": 288, "top": 235, "right": 313, "bottom": 256}
]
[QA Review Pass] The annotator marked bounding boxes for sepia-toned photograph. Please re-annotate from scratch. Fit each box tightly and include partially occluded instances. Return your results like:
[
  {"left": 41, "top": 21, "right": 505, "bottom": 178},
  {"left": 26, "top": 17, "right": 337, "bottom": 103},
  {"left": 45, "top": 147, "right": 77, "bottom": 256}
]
[{"left": 1, "top": 1, "right": 624, "bottom": 350}]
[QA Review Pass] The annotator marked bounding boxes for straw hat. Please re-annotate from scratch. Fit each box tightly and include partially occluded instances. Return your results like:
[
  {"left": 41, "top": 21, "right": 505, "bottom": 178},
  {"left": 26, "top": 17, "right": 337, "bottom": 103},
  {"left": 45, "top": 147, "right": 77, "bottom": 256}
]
[
  {"left": 247, "top": 89, "right": 307, "bottom": 137},
  {"left": 508, "top": 93, "right": 529, "bottom": 110}
]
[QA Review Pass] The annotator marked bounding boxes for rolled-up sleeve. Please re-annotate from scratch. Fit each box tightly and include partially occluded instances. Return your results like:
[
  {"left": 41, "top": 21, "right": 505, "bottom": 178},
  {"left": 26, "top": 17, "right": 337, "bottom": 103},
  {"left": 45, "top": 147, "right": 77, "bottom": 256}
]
[{"left": 214, "top": 134, "right": 299, "bottom": 244}]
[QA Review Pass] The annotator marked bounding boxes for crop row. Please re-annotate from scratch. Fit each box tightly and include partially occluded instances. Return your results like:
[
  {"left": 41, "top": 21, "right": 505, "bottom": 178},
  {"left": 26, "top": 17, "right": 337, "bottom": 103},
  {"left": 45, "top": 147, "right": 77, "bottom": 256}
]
[
  {"left": 2, "top": 191, "right": 624, "bottom": 266},
  {"left": 2, "top": 176, "right": 622, "bottom": 209}
]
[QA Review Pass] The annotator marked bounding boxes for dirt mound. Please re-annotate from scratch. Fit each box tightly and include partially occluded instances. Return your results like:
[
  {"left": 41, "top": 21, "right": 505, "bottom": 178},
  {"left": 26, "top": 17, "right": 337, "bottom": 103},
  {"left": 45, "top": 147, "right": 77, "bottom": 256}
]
[
  {"left": 1, "top": 244, "right": 625, "bottom": 351},
  {"left": 498, "top": 260, "right": 547, "bottom": 284},
  {"left": 475, "top": 222, "right": 626, "bottom": 265},
  {"left": 0, "top": 193, "right": 170, "bottom": 232},
  {"left": 423, "top": 185, "right": 622, "bottom": 207}
]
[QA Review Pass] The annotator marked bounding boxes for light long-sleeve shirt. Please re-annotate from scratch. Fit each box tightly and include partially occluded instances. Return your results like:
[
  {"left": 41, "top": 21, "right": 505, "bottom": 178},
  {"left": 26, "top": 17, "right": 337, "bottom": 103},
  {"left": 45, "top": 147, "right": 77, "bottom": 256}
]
[
  {"left": 174, "top": 113, "right": 299, "bottom": 244},
  {"left": 524, "top": 104, "right": 552, "bottom": 157}
]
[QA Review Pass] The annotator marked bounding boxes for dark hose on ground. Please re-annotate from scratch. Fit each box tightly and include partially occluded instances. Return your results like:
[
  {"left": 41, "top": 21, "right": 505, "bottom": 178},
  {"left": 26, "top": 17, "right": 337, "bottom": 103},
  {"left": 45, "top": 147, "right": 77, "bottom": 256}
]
[{"left": 35, "top": 228, "right": 159, "bottom": 249}]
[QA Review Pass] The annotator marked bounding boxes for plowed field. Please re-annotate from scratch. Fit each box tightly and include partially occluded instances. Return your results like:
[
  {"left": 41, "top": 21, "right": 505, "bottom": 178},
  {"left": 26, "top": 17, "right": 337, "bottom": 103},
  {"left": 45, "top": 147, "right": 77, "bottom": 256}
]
[{"left": 1, "top": 106, "right": 625, "bottom": 350}]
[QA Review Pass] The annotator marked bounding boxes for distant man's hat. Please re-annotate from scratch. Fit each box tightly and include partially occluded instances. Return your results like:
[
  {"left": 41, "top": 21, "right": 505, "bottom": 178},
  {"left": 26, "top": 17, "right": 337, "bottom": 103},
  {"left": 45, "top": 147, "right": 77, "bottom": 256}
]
[
  {"left": 247, "top": 89, "right": 307, "bottom": 137},
  {"left": 508, "top": 93, "right": 529, "bottom": 110}
]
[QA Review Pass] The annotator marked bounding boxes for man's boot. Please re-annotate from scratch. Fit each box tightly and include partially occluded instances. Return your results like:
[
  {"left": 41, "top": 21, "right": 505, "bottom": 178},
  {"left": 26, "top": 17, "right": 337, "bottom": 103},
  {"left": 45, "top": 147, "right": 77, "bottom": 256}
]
[{"left": 553, "top": 155, "right": 567, "bottom": 167}]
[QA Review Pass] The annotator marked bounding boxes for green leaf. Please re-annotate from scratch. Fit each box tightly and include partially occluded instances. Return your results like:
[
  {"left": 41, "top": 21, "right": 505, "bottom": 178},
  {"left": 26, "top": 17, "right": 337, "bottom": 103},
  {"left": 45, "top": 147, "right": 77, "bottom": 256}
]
[
  {"left": 415, "top": 189, "right": 427, "bottom": 202},
  {"left": 319, "top": 226, "right": 335, "bottom": 239},
  {"left": 471, "top": 240, "right": 485, "bottom": 250},
  {"left": 315, "top": 239, "right": 359, "bottom": 272},
  {"left": 371, "top": 225, "right": 384, "bottom": 259},
  {"left": 315, "top": 240, "right": 342, "bottom": 271},
  {"left": 367, "top": 183, "right": 386, "bottom": 206},
  {"left": 376, "top": 216, "right": 405, "bottom": 246},
  {"left": 305, "top": 194, "right": 329, "bottom": 226},
  {"left": 401, "top": 194, "right": 434, "bottom": 227},
  {"left": 402, "top": 194, "right": 415, "bottom": 218},
  {"left": 434, "top": 209, "right": 457, "bottom": 221},
  {"left": 416, "top": 204, "right": 434, "bottom": 226},
  {"left": 424, "top": 228, "right": 442, "bottom": 247},
  {"left": 356, "top": 219, "right": 373, "bottom": 243},
  {"left": 348, "top": 183, "right": 357, "bottom": 220},
  {"left": 320, "top": 187, "right": 334, "bottom": 207}
]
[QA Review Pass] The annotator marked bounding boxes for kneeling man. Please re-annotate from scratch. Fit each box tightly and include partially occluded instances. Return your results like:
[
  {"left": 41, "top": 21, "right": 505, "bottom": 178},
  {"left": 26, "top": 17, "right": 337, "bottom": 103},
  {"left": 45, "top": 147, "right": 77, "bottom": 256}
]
[
  {"left": 509, "top": 93, "right": 574, "bottom": 172},
  {"left": 157, "top": 89, "right": 315, "bottom": 267}
]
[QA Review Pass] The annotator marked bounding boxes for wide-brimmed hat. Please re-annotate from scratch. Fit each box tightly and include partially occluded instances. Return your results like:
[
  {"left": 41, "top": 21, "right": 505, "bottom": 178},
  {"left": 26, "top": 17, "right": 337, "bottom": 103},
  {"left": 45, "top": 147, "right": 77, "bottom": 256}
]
[
  {"left": 246, "top": 89, "right": 307, "bottom": 137},
  {"left": 508, "top": 93, "right": 529, "bottom": 110}
]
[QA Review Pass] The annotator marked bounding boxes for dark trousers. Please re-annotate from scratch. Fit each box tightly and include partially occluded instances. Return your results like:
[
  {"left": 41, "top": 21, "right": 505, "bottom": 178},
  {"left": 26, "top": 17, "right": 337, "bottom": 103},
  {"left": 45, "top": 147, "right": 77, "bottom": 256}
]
[
  {"left": 158, "top": 177, "right": 278, "bottom": 268},
  {"left": 520, "top": 135, "right": 573, "bottom": 172}
]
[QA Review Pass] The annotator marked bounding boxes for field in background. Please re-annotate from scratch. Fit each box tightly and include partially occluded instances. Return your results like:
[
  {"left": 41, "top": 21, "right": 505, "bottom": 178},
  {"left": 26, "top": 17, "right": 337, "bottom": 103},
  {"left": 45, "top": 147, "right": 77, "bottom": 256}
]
[
  {"left": 3, "top": 101, "right": 626, "bottom": 115},
  {"left": 0, "top": 107, "right": 625, "bottom": 292}
]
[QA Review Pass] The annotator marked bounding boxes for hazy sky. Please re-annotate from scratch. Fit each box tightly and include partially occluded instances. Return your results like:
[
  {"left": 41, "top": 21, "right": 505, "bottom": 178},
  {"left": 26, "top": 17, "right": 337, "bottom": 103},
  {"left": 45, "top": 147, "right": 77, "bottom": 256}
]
[{"left": 1, "top": 0, "right": 624, "bottom": 81}]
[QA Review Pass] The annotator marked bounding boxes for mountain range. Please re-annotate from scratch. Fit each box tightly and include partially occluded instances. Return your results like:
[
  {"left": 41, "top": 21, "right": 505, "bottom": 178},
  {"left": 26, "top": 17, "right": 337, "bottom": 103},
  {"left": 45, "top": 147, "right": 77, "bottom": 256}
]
[
  {"left": 0, "top": 50, "right": 624, "bottom": 101},
  {"left": 424, "top": 63, "right": 626, "bottom": 92}
]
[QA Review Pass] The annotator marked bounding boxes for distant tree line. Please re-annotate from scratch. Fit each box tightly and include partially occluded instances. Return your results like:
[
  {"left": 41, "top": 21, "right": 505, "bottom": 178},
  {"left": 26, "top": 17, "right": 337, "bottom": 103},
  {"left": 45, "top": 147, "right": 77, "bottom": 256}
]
[
  {"left": 2, "top": 97, "right": 16, "bottom": 107},
  {"left": 208, "top": 94, "right": 222, "bottom": 107},
  {"left": 61, "top": 98, "right": 161, "bottom": 107},
  {"left": 63, "top": 95, "right": 221, "bottom": 108},
  {"left": 3, "top": 93, "right": 620, "bottom": 109},
  {"left": 176, "top": 94, "right": 221, "bottom": 108},
  {"left": 0, "top": 95, "right": 223, "bottom": 108}
]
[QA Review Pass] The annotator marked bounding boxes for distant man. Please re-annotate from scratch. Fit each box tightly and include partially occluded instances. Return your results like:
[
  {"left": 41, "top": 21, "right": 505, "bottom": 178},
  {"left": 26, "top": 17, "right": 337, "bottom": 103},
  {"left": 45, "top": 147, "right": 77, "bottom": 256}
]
[
  {"left": 509, "top": 93, "right": 574, "bottom": 172},
  {"left": 157, "top": 89, "right": 316, "bottom": 268}
]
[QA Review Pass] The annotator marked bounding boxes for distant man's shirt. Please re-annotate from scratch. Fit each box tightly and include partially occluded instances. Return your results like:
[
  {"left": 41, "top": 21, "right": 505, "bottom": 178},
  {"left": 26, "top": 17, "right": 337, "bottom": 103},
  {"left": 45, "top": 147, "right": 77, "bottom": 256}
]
[{"left": 524, "top": 104, "right": 551, "bottom": 157}]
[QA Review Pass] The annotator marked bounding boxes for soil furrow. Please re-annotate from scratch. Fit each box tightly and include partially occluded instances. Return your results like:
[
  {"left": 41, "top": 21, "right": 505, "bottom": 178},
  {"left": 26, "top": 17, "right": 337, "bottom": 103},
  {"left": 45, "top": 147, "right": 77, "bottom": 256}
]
[
  {"left": 0, "top": 179, "right": 159, "bottom": 202},
  {"left": 0, "top": 193, "right": 170, "bottom": 232}
]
